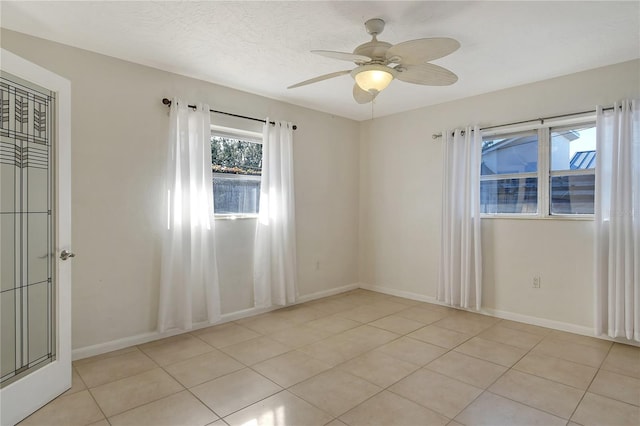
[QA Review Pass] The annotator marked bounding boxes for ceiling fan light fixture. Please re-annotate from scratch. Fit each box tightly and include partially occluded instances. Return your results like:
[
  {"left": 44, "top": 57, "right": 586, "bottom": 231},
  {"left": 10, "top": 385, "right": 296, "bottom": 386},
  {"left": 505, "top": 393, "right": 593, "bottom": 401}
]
[
  {"left": 288, "top": 19, "right": 460, "bottom": 105},
  {"left": 352, "top": 64, "right": 396, "bottom": 94}
]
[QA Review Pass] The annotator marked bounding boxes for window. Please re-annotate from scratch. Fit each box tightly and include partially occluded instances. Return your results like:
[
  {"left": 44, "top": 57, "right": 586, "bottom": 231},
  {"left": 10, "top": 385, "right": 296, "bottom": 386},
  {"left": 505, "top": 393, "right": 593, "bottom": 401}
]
[
  {"left": 210, "top": 128, "right": 262, "bottom": 216},
  {"left": 480, "top": 121, "right": 596, "bottom": 217},
  {"left": 549, "top": 125, "right": 596, "bottom": 214},
  {"left": 480, "top": 132, "right": 539, "bottom": 214}
]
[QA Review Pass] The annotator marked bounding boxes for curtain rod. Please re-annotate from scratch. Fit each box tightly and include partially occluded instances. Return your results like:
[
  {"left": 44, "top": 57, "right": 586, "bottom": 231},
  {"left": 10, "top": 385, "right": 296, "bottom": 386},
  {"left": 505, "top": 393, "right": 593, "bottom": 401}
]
[
  {"left": 431, "top": 106, "right": 616, "bottom": 139},
  {"left": 161, "top": 98, "right": 297, "bottom": 130}
]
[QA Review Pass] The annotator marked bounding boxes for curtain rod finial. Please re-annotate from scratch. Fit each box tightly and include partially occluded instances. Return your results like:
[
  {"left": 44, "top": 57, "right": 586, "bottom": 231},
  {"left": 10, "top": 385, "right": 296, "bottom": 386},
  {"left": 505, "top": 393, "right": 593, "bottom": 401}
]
[{"left": 162, "top": 98, "right": 172, "bottom": 106}]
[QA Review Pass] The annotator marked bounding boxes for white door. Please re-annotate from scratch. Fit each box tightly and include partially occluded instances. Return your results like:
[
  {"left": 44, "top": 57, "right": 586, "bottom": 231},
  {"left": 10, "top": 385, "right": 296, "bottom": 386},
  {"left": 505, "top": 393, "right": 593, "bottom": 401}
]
[{"left": 0, "top": 49, "right": 72, "bottom": 425}]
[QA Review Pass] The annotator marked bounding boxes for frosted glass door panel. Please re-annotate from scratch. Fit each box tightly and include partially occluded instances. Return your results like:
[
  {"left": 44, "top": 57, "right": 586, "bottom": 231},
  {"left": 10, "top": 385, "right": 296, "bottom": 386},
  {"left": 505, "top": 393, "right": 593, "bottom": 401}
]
[
  {"left": 1, "top": 214, "right": 15, "bottom": 292},
  {"left": 27, "top": 166, "right": 48, "bottom": 212},
  {"left": 28, "top": 282, "right": 50, "bottom": 364},
  {"left": 0, "top": 72, "right": 55, "bottom": 386},
  {"left": 1, "top": 163, "right": 16, "bottom": 211},
  {"left": 27, "top": 213, "right": 49, "bottom": 285},
  {"left": 1, "top": 159, "right": 17, "bottom": 293},
  {"left": 1, "top": 291, "right": 16, "bottom": 378}
]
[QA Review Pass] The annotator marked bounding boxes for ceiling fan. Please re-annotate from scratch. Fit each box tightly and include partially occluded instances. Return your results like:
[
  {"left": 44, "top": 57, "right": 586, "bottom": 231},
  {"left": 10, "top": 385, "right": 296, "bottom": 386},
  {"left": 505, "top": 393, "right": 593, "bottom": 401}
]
[{"left": 288, "top": 18, "right": 460, "bottom": 104}]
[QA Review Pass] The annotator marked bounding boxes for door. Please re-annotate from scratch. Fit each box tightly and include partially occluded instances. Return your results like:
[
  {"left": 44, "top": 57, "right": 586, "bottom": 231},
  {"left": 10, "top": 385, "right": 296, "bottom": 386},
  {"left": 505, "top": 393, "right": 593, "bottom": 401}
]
[{"left": 0, "top": 49, "right": 72, "bottom": 425}]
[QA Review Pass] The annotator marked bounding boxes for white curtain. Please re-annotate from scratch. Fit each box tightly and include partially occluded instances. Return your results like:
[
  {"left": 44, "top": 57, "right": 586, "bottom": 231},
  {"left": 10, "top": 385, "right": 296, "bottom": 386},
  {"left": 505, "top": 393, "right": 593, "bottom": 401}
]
[
  {"left": 253, "top": 120, "right": 298, "bottom": 308},
  {"left": 438, "top": 126, "right": 483, "bottom": 310},
  {"left": 595, "top": 99, "right": 640, "bottom": 341},
  {"left": 158, "top": 99, "right": 221, "bottom": 332}
]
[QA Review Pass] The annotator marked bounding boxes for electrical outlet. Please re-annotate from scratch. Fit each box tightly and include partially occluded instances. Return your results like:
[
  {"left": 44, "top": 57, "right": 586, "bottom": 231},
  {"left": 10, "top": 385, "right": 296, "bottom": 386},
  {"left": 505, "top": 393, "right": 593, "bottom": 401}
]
[{"left": 533, "top": 276, "right": 541, "bottom": 288}]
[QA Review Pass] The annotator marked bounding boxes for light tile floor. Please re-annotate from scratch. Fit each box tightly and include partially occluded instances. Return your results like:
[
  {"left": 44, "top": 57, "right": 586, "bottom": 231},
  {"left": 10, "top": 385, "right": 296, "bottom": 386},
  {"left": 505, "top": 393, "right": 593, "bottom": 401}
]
[{"left": 18, "top": 290, "right": 640, "bottom": 426}]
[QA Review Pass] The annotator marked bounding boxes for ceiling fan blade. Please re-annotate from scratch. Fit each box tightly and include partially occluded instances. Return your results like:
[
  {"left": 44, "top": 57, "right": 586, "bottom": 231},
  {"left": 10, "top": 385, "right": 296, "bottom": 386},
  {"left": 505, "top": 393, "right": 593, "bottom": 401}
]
[
  {"left": 287, "top": 70, "right": 351, "bottom": 89},
  {"left": 386, "top": 38, "right": 460, "bottom": 64},
  {"left": 312, "top": 50, "right": 372, "bottom": 63},
  {"left": 353, "top": 84, "right": 376, "bottom": 104},
  {"left": 395, "top": 63, "right": 458, "bottom": 86}
]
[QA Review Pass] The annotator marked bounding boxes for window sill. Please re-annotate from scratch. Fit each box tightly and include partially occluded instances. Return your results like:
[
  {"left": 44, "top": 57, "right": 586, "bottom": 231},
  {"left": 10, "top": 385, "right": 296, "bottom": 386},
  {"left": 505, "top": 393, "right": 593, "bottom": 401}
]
[
  {"left": 480, "top": 214, "right": 594, "bottom": 221},
  {"left": 214, "top": 214, "right": 258, "bottom": 221}
]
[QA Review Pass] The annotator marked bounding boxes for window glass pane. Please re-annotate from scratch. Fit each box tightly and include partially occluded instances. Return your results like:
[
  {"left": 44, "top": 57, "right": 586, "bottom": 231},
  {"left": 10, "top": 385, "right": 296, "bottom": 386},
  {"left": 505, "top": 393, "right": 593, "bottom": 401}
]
[
  {"left": 551, "top": 124, "right": 596, "bottom": 171},
  {"left": 481, "top": 132, "right": 538, "bottom": 176},
  {"left": 480, "top": 178, "right": 538, "bottom": 214},
  {"left": 211, "top": 135, "right": 262, "bottom": 215},
  {"left": 213, "top": 174, "right": 261, "bottom": 214},
  {"left": 550, "top": 174, "right": 595, "bottom": 215},
  {"left": 211, "top": 136, "right": 262, "bottom": 174}
]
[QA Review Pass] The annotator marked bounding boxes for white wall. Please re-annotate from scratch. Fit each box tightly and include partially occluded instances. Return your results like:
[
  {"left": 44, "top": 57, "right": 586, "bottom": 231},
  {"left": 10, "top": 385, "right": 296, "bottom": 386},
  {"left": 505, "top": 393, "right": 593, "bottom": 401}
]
[
  {"left": 359, "top": 59, "right": 640, "bottom": 331},
  {"left": 1, "top": 29, "right": 361, "bottom": 350}
]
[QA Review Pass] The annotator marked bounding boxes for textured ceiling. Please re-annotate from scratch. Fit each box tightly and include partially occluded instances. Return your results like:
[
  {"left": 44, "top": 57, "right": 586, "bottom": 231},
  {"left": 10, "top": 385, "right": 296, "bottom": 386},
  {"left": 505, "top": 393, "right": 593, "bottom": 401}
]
[{"left": 2, "top": 1, "right": 639, "bottom": 121}]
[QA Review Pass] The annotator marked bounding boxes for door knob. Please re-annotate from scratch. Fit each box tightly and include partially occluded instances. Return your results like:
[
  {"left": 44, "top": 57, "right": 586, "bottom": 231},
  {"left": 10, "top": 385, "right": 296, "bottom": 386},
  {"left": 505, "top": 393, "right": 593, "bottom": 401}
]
[{"left": 60, "top": 250, "right": 75, "bottom": 261}]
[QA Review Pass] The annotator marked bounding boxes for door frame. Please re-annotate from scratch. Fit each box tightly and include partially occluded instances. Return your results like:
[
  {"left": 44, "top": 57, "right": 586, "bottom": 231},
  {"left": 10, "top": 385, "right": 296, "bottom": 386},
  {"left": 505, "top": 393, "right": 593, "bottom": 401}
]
[{"left": 0, "top": 48, "right": 72, "bottom": 426}]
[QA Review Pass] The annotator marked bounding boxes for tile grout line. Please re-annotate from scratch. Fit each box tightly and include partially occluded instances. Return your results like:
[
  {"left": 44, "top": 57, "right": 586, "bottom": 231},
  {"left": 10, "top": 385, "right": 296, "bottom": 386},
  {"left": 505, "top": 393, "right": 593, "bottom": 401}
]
[
  {"left": 95, "top": 374, "right": 186, "bottom": 422},
  {"left": 481, "top": 389, "right": 570, "bottom": 422},
  {"left": 434, "top": 320, "right": 532, "bottom": 422},
  {"left": 83, "top": 358, "right": 184, "bottom": 421},
  {"left": 509, "top": 356, "right": 598, "bottom": 392},
  {"left": 273, "top": 306, "right": 461, "bottom": 423},
  {"left": 565, "top": 341, "right": 616, "bottom": 422},
  {"left": 386, "top": 316, "right": 570, "bottom": 423},
  {"left": 75, "top": 348, "right": 161, "bottom": 425},
  {"left": 182, "top": 384, "right": 225, "bottom": 423},
  {"left": 85, "top": 387, "right": 112, "bottom": 425},
  {"left": 150, "top": 330, "right": 288, "bottom": 422},
  {"left": 169, "top": 322, "right": 333, "bottom": 423},
  {"left": 70, "top": 366, "right": 112, "bottom": 426},
  {"left": 331, "top": 308, "right": 476, "bottom": 423},
  {"left": 471, "top": 330, "right": 595, "bottom": 423},
  {"left": 225, "top": 312, "right": 402, "bottom": 424},
  {"left": 480, "top": 328, "right": 573, "bottom": 422}
]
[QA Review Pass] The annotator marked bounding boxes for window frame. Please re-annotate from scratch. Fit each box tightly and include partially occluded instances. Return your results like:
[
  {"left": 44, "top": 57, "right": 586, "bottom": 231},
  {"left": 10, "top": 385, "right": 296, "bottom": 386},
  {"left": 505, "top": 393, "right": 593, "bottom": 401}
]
[
  {"left": 210, "top": 125, "right": 263, "bottom": 220},
  {"left": 480, "top": 115, "right": 596, "bottom": 220}
]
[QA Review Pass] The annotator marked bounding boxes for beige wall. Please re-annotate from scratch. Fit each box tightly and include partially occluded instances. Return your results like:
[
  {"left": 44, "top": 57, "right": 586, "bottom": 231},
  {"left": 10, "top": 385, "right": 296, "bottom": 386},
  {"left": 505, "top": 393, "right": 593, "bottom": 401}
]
[
  {"left": 2, "top": 29, "right": 361, "bottom": 350},
  {"left": 359, "top": 59, "right": 640, "bottom": 331},
  {"left": 4, "top": 27, "right": 638, "bottom": 352}
]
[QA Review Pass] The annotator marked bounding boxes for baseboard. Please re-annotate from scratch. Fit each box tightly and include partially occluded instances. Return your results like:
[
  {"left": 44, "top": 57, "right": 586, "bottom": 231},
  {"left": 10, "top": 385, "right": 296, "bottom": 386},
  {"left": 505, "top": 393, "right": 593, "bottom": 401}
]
[
  {"left": 479, "top": 308, "right": 594, "bottom": 336},
  {"left": 360, "top": 283, "right": 436, "bottom": 304},
  {"left": 218, "top": 305, "right": 280, "bottom": 323},
  {"left": 72, "top": 328, "right": 190, "bottom": 361},
  {"left": 297, "top": 282, "right": 360, "bottom": 303},
  {"left": 71, "top": 308, "right": 272, "bottom": 360},
  {"left": 72, "top": 282, "right": 359, "bottom": 361},
  {"left": 360, "top": 282, "right": 639, "bottom": 346}
]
